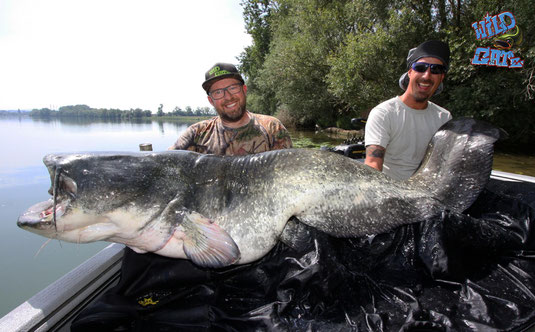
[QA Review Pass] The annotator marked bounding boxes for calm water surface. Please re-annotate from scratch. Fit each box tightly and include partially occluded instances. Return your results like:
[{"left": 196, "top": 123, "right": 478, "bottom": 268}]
[
  {"left": 0, "top": 116, "right": 533, "bottom": 317},
  {"left": 0, "top": 117, "right": 191, "bottom": 317}
]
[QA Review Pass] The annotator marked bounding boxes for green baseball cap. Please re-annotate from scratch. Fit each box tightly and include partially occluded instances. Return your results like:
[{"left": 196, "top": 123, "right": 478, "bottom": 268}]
[{"left": 202, "top": 63, "right": 245, "bottom": 93}]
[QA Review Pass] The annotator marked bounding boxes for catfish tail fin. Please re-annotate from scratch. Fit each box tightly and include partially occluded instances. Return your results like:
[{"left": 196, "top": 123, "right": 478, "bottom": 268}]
[{"left": 407, "top": 117, "right": 501, "bottom": 212}]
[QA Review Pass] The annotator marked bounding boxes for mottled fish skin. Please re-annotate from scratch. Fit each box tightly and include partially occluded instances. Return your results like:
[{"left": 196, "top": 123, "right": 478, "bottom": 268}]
[{"left": 17, "top": 118, "right": 500, "bottom": 268}]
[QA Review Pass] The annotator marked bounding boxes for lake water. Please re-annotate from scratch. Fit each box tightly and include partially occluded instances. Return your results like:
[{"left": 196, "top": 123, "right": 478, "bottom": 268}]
[
  {"left": 0, "top": 116, "right": 533, "bottom": 318},
  {"left": 0, "top": 117, "right": 193, "bottom": 317}
]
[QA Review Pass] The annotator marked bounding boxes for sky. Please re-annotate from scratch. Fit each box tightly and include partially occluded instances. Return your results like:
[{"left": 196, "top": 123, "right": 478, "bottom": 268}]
[{"left": 0, "top": 0, "right": 252, "bottom": 112}]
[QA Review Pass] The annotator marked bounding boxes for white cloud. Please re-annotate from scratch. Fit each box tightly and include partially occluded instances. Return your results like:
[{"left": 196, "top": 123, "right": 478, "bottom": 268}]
[{"left": 0, "top": 0, "right": 251, "bottom": 111}]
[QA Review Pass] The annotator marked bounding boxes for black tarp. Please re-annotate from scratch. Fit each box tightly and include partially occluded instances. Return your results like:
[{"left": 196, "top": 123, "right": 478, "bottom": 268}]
[{"left": 71, "top": 178, "right": 535, "bottom": 331}]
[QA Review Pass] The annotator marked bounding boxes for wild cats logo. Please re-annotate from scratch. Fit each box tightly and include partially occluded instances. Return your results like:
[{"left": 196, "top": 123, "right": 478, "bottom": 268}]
[{"left": 471, "top": 11, "right": 524, "bottom": 68}]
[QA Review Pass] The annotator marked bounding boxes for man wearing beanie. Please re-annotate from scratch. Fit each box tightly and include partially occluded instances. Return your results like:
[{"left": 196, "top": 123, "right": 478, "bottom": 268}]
[
  {"left": 169, "top": 62, "right": 292, "bottom": 155},
  {"left": 364, "top": 40, "right": 452, "bottom": 180}
]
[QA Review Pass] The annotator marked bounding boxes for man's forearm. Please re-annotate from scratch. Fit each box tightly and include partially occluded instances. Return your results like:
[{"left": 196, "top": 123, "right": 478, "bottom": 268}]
[{"left": 365, "top": 145, "right": 385, "bottom": 171}]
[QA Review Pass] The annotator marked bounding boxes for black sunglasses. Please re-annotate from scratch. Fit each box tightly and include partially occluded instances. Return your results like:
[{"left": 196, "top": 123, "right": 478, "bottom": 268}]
[{"left": 411, "top": 62, "right": 447, "bottom": 74}]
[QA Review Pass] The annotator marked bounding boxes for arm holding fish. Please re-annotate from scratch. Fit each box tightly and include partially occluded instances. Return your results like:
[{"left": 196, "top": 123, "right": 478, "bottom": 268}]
[
  {"left": 265, "top": 117, "right": 293, "bottom": 150},
  {"left": 365, "top": 145, "right": 385, "bottom": 171},
  {"left": 364, "top": 108, "right": 390, "bottom": 171}
]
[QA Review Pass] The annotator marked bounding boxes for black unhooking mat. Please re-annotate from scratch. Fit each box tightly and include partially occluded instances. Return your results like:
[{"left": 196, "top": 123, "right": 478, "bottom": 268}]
[{"left": 71, "top": 178, "right": 535, "bottom": 332}]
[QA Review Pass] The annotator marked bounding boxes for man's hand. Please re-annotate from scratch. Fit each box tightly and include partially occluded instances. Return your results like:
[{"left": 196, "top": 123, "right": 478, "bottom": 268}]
[{"left": 365, "top": 145, "right": 385, "bottom": 171}]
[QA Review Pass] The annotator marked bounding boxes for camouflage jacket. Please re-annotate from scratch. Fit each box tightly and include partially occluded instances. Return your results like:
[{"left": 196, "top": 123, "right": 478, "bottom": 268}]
[{"left": 170, "top": 112, "right": 292, "bottom": 155}]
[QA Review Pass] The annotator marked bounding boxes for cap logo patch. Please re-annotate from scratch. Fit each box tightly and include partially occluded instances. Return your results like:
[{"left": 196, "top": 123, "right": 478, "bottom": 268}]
[{"left": 209, "top": 66, "right": 231, "bottom": 77}]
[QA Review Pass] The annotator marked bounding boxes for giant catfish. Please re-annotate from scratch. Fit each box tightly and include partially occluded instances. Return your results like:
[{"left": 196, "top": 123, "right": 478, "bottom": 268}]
[{"left": 18, "top": 118, "right": 500, "bottom": 268}]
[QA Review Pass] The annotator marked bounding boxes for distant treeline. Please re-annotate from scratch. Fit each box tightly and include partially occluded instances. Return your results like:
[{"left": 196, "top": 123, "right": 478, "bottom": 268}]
[
  {"left": 156, "top": 104, "right": 215, "bottom": 117},
  {"left": 30, "top": 105, "right": 152, "bottom": 119},
  {"left": 0, "top": 110, "right": 29, "bottom": 116},
  {"left": 29, "top": 104, "right": 216, "bottom": 119}
]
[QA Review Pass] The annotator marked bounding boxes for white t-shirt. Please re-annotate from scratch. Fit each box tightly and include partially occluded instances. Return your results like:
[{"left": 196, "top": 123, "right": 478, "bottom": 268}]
[{"left": 365, "top": 97, "right": 452, "bottom": 180}]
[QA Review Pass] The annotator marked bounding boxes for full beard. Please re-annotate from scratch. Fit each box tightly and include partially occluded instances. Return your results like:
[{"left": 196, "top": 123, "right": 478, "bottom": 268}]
[{"left": 218, "top": 101, "right": 247, "bottom": 123}]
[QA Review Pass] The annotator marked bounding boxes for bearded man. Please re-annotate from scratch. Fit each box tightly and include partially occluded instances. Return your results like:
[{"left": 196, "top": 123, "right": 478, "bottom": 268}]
[{"left": 169, "top": 63, "right": 292, "bottom": 155}]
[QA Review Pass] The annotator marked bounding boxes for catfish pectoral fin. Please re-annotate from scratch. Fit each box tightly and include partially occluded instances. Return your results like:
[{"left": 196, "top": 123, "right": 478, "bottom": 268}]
[{"left": 182, "top": 211, "right": 240, "bottom": 268}]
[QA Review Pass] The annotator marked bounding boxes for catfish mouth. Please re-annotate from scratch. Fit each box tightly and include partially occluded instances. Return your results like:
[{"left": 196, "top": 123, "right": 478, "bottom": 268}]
[{"left": 17, "top": 167, "right": 77, "bottom": 232}]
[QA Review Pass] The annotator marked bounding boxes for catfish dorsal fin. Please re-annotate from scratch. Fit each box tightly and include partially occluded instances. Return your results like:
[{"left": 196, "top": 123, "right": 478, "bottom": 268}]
[
  {"left": 408, "top": 118, "right": 501, "bottom": 212},
  {"left": 181, "top": 211, "right": 241, "bottom": 268}
]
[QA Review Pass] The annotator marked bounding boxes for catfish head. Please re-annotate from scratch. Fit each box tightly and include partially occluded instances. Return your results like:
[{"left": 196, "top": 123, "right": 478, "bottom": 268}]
[
  {"left": 17, "top": 152, "right": 179, "bottom": 243},
  {"left": 18, "top": 151, "right": 241, "bottom": 268}
]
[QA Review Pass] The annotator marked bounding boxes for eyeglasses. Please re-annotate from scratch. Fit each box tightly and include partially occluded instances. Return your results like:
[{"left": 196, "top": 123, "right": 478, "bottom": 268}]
[
  {"left": 411, "top": 62, "right": 447, "bottom": 75},
  {"left": 209, "top": 83, "right": 243, "bottom": 100}
]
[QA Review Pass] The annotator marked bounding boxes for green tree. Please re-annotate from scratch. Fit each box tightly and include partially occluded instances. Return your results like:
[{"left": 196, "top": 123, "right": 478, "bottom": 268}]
[
  {"left": 258, "top": 0, "right": 351, "bottom": 127},
  {"left": 172, "top": 106, "right": 184, "bottom": 116},
  {"left": 239, "top": 0, "right": 279, "bottom": 115},
  {"left": 157, "top": 104, "right": 164, "bottom": 117},
  {"left": 30, "top": 108, "right": 53, "bottom": 117}
]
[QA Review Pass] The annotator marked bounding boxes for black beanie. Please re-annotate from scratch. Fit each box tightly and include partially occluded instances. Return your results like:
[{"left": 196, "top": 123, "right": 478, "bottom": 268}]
[{"left": 406, "top": 40, "right": 450, "bottom": 69}]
